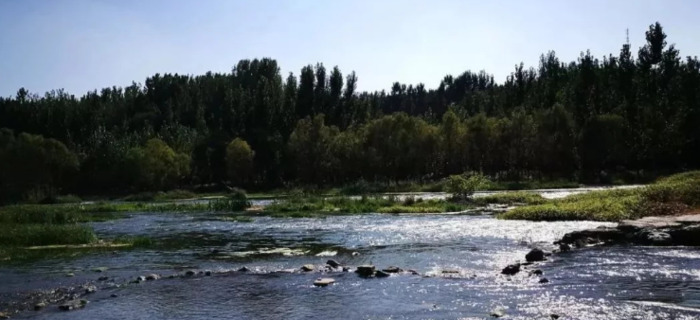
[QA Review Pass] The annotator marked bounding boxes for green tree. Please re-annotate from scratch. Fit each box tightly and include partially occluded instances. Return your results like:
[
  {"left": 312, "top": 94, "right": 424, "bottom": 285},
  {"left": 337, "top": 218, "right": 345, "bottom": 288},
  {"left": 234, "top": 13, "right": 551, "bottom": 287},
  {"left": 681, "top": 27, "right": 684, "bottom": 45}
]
[{"left": 225, "top": 138, "right": 255, "bottom": 186}]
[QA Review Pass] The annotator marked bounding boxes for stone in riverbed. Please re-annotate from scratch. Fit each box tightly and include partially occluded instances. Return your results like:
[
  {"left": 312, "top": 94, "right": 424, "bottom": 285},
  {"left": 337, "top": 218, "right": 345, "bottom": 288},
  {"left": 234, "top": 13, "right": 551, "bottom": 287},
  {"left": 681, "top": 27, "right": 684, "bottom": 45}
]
[
  {"left": 185, "top": 270, "right": 196, "bottom": 276},
  {"left": 643, "top": 231, "right": 672, "bottom": 245},
  {"left": 375, "top": 270, "right": 390, "bottom": 278},
  {"left": 84, "top": 285, "right": 97, "bottom": 294},
  {"left": 559, "top": 243, "right": 571, "bottom": 252},
  {"left": 34, "top": 302, "right": 47, "bottom": 310},
  {"left": 58, "top": 300, "right": 88, "bottom": 311},
  {"left": 98, "top": 276, "right": 109, "bottom": 281},
  {"left": 539, "top": 277, "right": 550, "bottom": 283},
  {"left": 501, "top": 264, "right": 521, "bottom": 275},
  {"left": 550, "top": 314, "right": 560, "bottom": 319},
  {"left": 0, "top": 312, "right": 9, "bottom": 319},
  {"left": 313, "top": 278, "right": 335, "bottom": 287},
  {"left": 382, "top": 266, "right": 402, "bottom": 273},
  {"left": 355, "top": 265, "right": 375, "bottom": 277},
  {"left": 326, "top": 259, "right": 341, "bottom": 268},
  {"left": 301, "top": 264, "right": 315, "bottom": 272},
  {"left": 146, "top": 274, "right": 160, "bottom": 281},
  {"left": 525, "top": 248, "right": 545, "bottom": 262},
  {"left": 237, "top": 267, "right": 250, "bottom": 272},
  {"left": 93, "top": 267, "right": 108, "bottom": 273},
  {"left": 490, "top": 307, "right": 506, "bottom": 318}
]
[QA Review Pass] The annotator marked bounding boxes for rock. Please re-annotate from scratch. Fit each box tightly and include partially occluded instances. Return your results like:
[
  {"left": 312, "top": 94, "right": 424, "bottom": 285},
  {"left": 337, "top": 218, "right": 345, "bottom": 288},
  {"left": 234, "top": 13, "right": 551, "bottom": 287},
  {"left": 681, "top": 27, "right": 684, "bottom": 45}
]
[
  {"left": 93, "top": 267, "right": 108, "bottom": 273},
  {"left": 550, "top": 314, "right": 560, "bottom": 319},
  {"left": 530, "top": 269, "right": 543, "bottom": 276},
  {"left": 539, "top": 278, "right": 550, "bottom": 283},
  {"left": 351, "top": 252, "right": 361, "bottom": 256},
  {"left": 375, "top": 270, "right": 390, "bottom": 278},
  {"left": 58, "top": 300, "right": 88, "bottom": 311},
  {"left": 35, "top": 302, "right": 47, "bottom": 310},
  {"left": 301, "top": 264, "right": 315, "bottom": 272},
  {"left": 406, "top": 269, "right": 420, "bottom": 275},
  {"left": 342, "top": 267, "right": 350, "bottom": 272},
  {"left": 110, "top": 294, "right": 118, "bottom": 298},
  {"left": 65, "top": 273, "right": 75, "bottom": 277},
  {"left": 204, "top": 270, "right": 212, "bottom": 276},
  {"left": 145, "top": 274, "right": 160, "bottom": 281},
  {"left": 185, "top": 270, "right": 196, "bottom": 276},
  {"left": 313, "top": 278, "right": 335, "bottom": 287},
  {"left": 525, "top": 248, "right": 545, "bottom": 262},
  {"left": 98, "top": 276, "right": 109, "bottom": 281},
  {"left": 84, "top": 285, "right": 97, "bottom": 294},
  {"left": 441, "top": 269, "right": 460, "bottom": 274},
  {"left": 0, "top": 312, "right": 9, "bottom": 319},
  {"left": 501, "top": 264, "right": 521, "bottom": 275},
  {"left": 382, "top": 266, "right": 402, "bottom": 273},
  {"left": 643, "top": 230, "right": 672, "bottom": 245},
  {"left": 559, "top": 243, "right": 571, "bottom": 252},
  {"left": 136, "top": 276, "right": 147, "bottom": 282},
  {"left": 490, "top": 307, "right": 506, "bottom": 318},
  {"left": 326, "top": 259, "right": 341, "bottom": 268},
  {"left": 355, "top": 265, "right": 376, "bottom": 277},
  {"left": 237, "top": 267, "right": 250, "bottom": 272}
]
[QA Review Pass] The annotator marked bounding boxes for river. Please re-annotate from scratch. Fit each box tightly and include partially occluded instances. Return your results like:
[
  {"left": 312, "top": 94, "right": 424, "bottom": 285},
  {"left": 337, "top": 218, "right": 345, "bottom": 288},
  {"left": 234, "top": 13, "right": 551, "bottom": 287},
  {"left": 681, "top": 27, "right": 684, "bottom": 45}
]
[{"left": 1, "top": 187, "right": 700, "bottom": 319}]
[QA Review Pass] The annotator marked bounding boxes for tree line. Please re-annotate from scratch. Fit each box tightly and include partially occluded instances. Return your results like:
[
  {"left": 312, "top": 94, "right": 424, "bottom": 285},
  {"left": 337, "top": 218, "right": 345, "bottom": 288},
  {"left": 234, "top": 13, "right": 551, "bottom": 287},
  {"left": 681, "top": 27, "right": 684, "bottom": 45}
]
[{"left": 1, "top": 22, "right": 698, "bottom": 203}]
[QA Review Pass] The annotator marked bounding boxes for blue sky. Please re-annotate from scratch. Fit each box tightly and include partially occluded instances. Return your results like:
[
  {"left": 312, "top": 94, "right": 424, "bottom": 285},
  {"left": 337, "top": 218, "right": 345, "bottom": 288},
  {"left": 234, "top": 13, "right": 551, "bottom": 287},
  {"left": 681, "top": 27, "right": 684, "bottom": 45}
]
[{"left": 1, "top": 0, "right": 699, "bottom": 97}]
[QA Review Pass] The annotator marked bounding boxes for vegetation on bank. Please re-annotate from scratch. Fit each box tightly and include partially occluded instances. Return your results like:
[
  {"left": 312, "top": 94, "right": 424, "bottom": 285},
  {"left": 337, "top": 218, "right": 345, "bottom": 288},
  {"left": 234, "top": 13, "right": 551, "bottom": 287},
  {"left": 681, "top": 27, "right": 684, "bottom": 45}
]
[
  {"left": 499, "top": 171, "right": 700, "bottom": 221},
  {"left": 1, "top": 22, "right": 698, "bottom": 205}
]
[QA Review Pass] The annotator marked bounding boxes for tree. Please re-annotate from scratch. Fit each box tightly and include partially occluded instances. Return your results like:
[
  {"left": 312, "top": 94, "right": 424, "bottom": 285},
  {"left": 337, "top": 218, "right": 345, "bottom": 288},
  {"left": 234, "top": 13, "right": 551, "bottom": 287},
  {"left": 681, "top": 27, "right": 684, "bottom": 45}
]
[
  {"left": 225, "top": 138, "right": 254, "bottom": 186},
  {"left": 127, "top": 138, "right": 190, "bottom": 190}
]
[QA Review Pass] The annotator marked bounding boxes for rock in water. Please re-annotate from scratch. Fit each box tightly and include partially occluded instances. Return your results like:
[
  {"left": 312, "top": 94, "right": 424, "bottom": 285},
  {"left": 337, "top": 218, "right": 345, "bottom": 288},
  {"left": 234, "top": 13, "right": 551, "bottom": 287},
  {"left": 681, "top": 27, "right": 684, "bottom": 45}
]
[
  {"left": 237, "top": 267, "right": 250, "bottom": 272},
  {"left": 550, "top": 314, "right": 560, "bottom": 319},
  {"left": 34, "top": 302, "right": 47, "bottom": 310},
  {"left": 58, "top": 300, "right": 88, "bottom": 311},
  {"left": 531, "top": 269, "right": 543, "bottom": 276},
  {"left": 301, "top": 264, "right": 315, "bottom": 272},
  {"left": 644, "top": 231, "right": 672, "bottom": 245},
  {"left": 313, "top": 278, "right": 335, "bottom": 287},
  {"left": 559, "top": 243, "right": 571, "bottom": 252},
  {"left": 355, "top": 265, "right": 376, "bottom": 277},
  {"left": 185, "top": 270, "right": 196, "bottom": 276},
  {"left": 375, "top": 270, "right": 390, "bottom": 278},
  {"left": 490, "top": 307, "right": 506, "bottom": 318},
  {"left": 525, "top": 248, "right": 545, "bottom": 262},
  {"left": 382, "top": 266, "right": 402, "bottom": 273},
  {"left": 0, "top": 312, "right": 9, "bottom": 319},
  {"left": 501, "top": 264, "right": 521, "bottom": 275},
  {"left": 146, "top": 274, "right": 160, "bottom": 281},
  {"left": 539, "top": 278, "right": 550, "bottom": 283},
  {"left": 84, "top": 285, "right": 97, "bottom": 294},
  {"left": 326, "top": 259, "right": 341, "bottom": 268}
]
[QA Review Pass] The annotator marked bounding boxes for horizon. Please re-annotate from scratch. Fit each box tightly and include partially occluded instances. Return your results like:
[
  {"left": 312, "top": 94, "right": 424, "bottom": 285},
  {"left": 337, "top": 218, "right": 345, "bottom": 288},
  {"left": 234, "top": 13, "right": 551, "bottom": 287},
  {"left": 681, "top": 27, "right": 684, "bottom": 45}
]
[{"left": 1, "top": 0, "right": 700, "bottom": 97}]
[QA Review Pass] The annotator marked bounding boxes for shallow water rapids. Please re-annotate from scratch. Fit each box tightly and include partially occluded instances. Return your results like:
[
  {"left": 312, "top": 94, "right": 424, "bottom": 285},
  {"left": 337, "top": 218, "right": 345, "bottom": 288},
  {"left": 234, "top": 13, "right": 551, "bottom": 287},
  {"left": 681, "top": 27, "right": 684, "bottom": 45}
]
[{"left": 2, "top": 187, "right": 700, "bottom": 319}]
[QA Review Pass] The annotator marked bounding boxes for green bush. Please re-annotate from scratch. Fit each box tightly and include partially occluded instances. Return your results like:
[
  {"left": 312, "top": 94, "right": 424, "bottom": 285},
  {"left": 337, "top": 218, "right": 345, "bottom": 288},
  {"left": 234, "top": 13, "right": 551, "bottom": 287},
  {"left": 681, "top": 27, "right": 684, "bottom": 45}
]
[
  {"left": 0, "top": 224, "right": 96, "bottom": 246},
  {"left": 446, "top": 173, "right": 489, "bottom": 200}
]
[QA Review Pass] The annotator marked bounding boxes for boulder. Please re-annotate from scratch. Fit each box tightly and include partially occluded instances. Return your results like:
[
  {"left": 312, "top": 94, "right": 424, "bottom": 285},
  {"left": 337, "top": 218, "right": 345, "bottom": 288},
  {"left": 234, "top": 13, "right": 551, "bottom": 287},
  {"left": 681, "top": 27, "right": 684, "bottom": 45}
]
[
  {"left": 93, "top": 267, "right": 108, "bottom": 273},
  {"left": 406, "top": 269, "right": 420, "bottom": 275},
  {"left": 355, "top": 265, "right": 375, "bottom": 277},
  {"left": 136, "top": 276, "right": 147, "bottom": 282},
  {"left": 550, "top": 314, "right": 560, "bottom": 319},
  {"left": 204, "top": 270, "right": 212, "bottom": 276},
  {"left": 84, "top": 285, "right": 97, "bottom": 294},
  {"left": 0, "top": 312, "right": 9, "bottom": 319},
  {"left": 301, "top": 264, "right": 315, "bottom": 272},
  {"left": 351, "top": 252, "right": 361, "bottom": 256},
  {"left": 525, "top": 248, "right": 545, "bottom": 262},
  {"left": 559, "top": 243, "right": 571, "bottom": 252},
  {"left": 313, "top": 278, "right": 335, "bottom": 287},
  {"left": 643, "top": 230, "right": 672, "bottom": 245},
  {"left": 237, "top": 267, "right": 250, "bottom": 272},
  {"left": 145, "top": 274, "right": 160, "bottom": 281},
  {"left": 530, "top": 269, "right": 543, "bottom": 276},
  {"left": 539, "top": 278, "right": 550, "bottom": 283},
  {"left": 98, "top": 276, "right": 109, "bottom": 281},
  {"left": 382, "top": 266, "right": 402, "bottom": 273},
  {"left": 326, "top": 259, "right": 341, "bottom": 268},
  {"left": 490, "top": 307, "right": 506, "bottom": 318},
  {"left": 375, "top": 270, "right": 390, "bottom": 278},
  {"left": 110, "top": 294, "right": 118, "bottom": 298},
  {"left": 34, "top": 302, "right": 47, "bottom": 310},
  {"left": 501, "top": 264, "right": 521, "bottom": 275}
]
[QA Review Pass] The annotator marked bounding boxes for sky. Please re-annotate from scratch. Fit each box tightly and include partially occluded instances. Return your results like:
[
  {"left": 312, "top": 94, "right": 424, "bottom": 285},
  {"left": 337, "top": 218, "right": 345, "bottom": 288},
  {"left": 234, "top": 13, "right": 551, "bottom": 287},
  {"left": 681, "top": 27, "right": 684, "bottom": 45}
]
[{"left": 1, "top": 0, "right": 699, "bottom": 97}]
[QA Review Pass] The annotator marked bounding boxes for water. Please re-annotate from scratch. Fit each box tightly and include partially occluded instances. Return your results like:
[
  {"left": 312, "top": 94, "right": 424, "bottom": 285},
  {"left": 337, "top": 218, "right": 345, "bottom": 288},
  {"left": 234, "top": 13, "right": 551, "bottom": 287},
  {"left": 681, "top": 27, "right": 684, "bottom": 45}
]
[{"left": 2, "top": 187, "right": 700, "bottom": 319}]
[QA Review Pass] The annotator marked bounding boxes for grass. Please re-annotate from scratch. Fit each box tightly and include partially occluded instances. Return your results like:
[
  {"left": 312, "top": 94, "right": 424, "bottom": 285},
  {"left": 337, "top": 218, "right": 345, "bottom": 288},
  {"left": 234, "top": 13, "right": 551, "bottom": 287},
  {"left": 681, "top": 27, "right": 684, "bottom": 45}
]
[
  {"left": 0, "top": 224, "right": 97, "bottom": 247},
  {"left": 499, "top": 171, "right": 700, "bottom": 222},
  {"left": 264, "top": 194, "right": 472, "bottom": 216},
  {"left": 472, "top": 191, "right": 547, "bottom": 206}
]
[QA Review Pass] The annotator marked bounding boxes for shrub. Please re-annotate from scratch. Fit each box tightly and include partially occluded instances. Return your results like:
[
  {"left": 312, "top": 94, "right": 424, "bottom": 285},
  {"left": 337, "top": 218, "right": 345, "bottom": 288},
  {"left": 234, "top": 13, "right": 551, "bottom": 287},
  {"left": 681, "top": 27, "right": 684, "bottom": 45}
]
[{"left": 446, "top": 173, "right": 489, "bottom": 200}]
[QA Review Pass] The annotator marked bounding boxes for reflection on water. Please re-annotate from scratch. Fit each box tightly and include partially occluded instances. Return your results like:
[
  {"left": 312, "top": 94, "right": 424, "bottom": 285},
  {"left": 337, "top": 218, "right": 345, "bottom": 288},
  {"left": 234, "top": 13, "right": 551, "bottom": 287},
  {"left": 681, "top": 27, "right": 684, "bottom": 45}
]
[{"left": 2, "top": 190, "right": 699, "bottom": 319}]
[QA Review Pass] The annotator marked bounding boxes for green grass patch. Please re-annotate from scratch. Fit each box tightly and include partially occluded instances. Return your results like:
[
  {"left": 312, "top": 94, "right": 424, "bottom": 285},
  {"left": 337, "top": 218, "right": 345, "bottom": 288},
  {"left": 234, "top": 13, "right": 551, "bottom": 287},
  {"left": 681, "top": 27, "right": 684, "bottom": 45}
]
[
  {"left": 499, "top": 171, "right": 700, "bottom": 222},
  {"left": 472, "top": 191, "right": 547, "bottom": 205},
  {"left": 265, "top": 195, "right": 470, "bottom": 216},
  {"left": 0, "top": 224, "right": 97, "bottom": 247}
]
